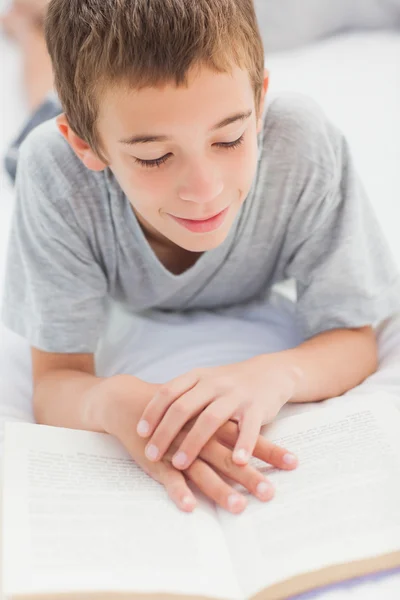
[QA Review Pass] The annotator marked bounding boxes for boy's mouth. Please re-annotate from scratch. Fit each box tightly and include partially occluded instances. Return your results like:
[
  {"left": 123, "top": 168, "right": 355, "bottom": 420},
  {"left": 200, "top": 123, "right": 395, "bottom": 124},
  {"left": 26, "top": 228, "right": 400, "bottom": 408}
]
[{"left": 169, "top": 207, "right": 230, "bottom": 233}]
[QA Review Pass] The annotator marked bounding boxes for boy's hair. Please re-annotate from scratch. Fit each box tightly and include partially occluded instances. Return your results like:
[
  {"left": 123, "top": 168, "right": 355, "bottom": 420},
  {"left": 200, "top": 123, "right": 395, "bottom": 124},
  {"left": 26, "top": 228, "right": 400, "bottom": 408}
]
[{"left": 45, "top": 0, "right": 265, "bottom": 156}]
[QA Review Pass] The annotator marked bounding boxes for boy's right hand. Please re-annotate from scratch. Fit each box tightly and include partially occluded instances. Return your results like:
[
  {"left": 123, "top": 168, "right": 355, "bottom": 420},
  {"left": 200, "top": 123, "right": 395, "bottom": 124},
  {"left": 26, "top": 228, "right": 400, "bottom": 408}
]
[{"left": 90, "top": 374, "right": 293, "bottom": 514}]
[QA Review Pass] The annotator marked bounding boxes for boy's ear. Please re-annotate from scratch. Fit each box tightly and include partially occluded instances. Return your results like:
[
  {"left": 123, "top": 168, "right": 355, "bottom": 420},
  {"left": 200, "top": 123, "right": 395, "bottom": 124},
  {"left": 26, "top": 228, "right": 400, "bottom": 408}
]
[
  {"left": 56, "top": 114, "right": 107, "bottom": 172},
  {"left": 257, "top": 69, "right": 270, "bottom": 134}
]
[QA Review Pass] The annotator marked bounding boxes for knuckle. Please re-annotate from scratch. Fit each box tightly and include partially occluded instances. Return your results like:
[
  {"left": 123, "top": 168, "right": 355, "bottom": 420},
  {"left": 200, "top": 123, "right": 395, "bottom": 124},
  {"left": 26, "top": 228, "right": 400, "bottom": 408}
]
[
  {"left": 234, "top": 395, "right": 251, "bottom": 413},
  {"left": 170, "top": 400, "right": 188, "bottom": 419},
  {"left": 157, "top": 385, "right": 172, "bottom": 400},
  {"left": 215, "top": 376, "right": 233, "bottom": 394},
  {"left": 241, "top": 396, "right": 253, "bottom": 410},
  {"left": 202, "top": 410, "right": 220, "bottom": 428}
]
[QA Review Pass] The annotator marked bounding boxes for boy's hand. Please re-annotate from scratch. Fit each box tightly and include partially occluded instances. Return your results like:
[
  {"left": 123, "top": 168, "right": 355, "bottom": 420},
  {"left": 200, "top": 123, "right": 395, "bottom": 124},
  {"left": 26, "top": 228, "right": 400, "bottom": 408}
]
[
  {"left": 137, "top": 354, "right": 300, "bottom": 471},
  {"left": 93, "top": 374, "right": 295, "bottom": 514}
]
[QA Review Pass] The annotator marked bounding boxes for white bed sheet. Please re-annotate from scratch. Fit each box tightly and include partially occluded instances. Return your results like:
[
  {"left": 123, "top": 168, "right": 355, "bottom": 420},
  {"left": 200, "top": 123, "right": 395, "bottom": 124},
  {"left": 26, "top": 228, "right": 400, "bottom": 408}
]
[{"left": 0, "top": 30, "right": 400, "bottom": 599}]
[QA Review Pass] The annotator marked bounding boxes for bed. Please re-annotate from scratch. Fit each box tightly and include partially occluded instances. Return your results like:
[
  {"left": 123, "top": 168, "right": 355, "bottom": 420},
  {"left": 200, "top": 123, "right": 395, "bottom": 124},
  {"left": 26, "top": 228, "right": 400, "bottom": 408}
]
[{"left": 0, "top": 28, "right": 400, "bottom": 599}]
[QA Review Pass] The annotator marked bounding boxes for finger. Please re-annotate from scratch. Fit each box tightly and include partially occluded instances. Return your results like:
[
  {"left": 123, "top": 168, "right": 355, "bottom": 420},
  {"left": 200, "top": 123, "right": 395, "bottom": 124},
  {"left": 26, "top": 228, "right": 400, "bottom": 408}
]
[
  {"left": 252, "top": 439, "right": 299, "bottom": 470},
  {"left": 216, "top": 421, "right": 299, "bottom": 470},
  {"left": 137, "top": 371, "right": 200, "bottom": 439},
  {"left": 232, "top": 408, "right": 264, "bottom": 466},
  {"left": 156, "top": 462, "right": 198, "bottom": 513},
  {"left": 215, "top": 420, "right": 241, "bottom": 445},
  {"left": 172, "top": 396, "right": 238, "bottom": 471},
  {"left": 144, "top": 383, "right": 216, "bottom": 463},
  {"left": 119, "top": 431, "right": 197, "bottom": 512},
  {"left": 167, "top": 428, "right": 273, "bottom": 505},
  {"left": 200, "top": 439, "right": 274, "bottom": 503},
  {"left": 185, "top": 459, "right": 247, "bottom": 514}
]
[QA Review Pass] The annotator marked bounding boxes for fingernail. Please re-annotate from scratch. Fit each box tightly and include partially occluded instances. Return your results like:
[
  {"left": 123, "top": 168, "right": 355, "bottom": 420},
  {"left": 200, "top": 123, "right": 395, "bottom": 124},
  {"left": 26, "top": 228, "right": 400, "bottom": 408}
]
[
  {"left": 233, "top": 449, "right": 249, "bottom": 464},
  {"left": 228, "top": 494, "right": 246, "bottom": 513},
  {"left": 137, "top": 420, "right": 150, "bottom": 437},
  {"left": 283, "top": 453, "right": 298, "bottom": 466},
  {"left": 145, "top": 444, "right": 159, "bottom": 461},
  {"left": 257, "top": 481, "right": 274, "bottom": 500},
  {"left": 173, "top": 452, "right": 188, "bottom": 469},
  {"left": 181, "top": 495, "right": 196, "bottom": 510}
]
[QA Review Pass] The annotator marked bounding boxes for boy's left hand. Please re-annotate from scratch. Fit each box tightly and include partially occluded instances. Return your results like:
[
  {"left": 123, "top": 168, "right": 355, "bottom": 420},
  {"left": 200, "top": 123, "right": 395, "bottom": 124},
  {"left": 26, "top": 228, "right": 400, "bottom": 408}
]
[{"left": 137, "top": 354, "right": 299, "bottom": 470}]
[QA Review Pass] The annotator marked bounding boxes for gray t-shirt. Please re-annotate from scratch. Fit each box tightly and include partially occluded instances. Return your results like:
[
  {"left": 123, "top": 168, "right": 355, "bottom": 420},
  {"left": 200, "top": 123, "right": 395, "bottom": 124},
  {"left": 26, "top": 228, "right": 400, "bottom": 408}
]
[{"left": 2, "top": 93, "right": 400, "bottom": 353}]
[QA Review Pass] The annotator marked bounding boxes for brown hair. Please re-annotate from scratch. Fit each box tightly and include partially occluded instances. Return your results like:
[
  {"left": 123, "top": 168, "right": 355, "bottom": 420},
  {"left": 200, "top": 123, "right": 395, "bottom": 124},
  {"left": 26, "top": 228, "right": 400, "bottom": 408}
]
[{"left": 45, "top": 0, "right": 265, "bottom": 155}]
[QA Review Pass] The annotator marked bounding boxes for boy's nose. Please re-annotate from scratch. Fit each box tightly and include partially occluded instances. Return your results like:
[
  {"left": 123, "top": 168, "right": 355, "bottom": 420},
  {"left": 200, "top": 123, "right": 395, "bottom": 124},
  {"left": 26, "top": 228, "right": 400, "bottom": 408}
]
[{"left": 178, "top": 161, "right": 224, "bottom": 204}]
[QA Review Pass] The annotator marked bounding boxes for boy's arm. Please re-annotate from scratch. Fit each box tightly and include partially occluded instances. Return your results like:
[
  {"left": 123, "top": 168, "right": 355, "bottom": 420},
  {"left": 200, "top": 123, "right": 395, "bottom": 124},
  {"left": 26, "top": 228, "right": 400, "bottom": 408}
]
[
  {"left": 32, "top": 349, "right": 106, "bottom": 432},
  {"left": 283, "top": 325, "right": 378, "bottom": 404}
]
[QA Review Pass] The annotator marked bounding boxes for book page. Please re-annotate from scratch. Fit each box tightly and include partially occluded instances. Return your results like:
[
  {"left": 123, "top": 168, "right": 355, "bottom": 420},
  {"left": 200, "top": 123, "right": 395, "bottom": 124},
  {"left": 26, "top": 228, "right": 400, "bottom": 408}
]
[
  {"left": 216, "top": 395, "right": 400, "bottom": 599},
  {"left": 2, "top": 424, "right": 241, "bottom": 600}
]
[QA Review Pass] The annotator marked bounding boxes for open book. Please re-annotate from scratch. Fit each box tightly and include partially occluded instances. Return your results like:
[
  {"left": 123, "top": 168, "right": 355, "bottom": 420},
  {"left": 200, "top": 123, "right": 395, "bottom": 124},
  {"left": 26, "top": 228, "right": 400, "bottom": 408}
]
[{"left": 2, "top": 394, "right": 400, "bottom": 600}]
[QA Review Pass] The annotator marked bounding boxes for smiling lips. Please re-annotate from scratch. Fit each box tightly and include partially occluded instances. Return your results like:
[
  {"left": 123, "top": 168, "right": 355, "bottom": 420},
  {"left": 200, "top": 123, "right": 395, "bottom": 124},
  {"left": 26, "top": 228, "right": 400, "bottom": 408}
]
[{"left": 169, "top": 207, "right": 230, "bottom": 233}]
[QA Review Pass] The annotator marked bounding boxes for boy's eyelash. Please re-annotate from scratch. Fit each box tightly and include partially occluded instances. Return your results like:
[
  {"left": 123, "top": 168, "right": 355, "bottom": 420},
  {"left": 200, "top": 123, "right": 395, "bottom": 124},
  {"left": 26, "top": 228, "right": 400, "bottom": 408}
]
[{"left": 133, "top": 134, "right": 245, "bottom": 169}]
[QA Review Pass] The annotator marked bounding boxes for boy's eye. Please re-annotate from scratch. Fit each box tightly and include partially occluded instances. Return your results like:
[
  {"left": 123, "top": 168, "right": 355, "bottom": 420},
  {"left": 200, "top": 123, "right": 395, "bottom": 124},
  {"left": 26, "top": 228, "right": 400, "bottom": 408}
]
[{"left": 133, "top": 134, "right": 245, "bottom": 169}]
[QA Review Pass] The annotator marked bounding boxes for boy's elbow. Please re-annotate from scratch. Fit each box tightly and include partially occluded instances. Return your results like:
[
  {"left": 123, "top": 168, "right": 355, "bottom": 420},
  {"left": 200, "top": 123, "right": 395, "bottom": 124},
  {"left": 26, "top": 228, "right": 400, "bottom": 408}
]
[{"left": 357, "top": 326, "right": 379, "bottom": 376}]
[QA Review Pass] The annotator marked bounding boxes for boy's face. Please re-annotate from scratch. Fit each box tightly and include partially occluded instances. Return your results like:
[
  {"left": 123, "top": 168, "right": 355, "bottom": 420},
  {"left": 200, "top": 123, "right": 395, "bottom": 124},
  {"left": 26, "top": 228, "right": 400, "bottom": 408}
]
[{"left": 60, "top": 65, "right": 268, "bottom": 254}]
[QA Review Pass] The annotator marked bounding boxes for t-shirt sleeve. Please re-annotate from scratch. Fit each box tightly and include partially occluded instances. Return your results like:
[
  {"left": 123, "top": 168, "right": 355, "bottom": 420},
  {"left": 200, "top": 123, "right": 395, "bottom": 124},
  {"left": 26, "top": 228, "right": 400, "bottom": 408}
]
[
  {"left": 1, "top": 129, "right": 108, "bottom": 353},
  {"left": 283, "top": 129, "right": 400, "bottom": 340}
]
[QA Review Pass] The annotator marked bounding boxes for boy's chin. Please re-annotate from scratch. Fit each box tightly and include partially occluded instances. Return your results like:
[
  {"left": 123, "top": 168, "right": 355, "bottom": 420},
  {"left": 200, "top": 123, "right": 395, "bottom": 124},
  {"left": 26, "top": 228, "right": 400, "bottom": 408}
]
[{"left": 171, "top": 228, "right": 231, "bottom": 253}]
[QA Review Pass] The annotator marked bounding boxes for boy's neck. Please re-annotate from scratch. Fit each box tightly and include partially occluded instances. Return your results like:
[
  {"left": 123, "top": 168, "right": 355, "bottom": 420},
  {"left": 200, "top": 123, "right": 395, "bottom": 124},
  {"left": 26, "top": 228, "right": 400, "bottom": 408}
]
[
  {"left": 149, "top": 237, "right": 203, "bottom": 275},
  {"left": 136, "top": 212, "right": 203, "bottom": 275}
]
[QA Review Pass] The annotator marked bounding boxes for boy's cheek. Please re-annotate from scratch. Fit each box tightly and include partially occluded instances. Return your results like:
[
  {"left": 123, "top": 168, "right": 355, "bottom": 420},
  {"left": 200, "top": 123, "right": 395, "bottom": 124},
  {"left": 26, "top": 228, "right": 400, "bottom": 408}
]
[{"left": 116, "top": 164, "right": 168, "bottom": 204}]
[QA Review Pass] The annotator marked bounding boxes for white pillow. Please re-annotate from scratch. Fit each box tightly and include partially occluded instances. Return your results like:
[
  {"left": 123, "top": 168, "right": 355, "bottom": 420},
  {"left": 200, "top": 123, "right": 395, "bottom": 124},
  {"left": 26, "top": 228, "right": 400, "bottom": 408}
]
[{"left": 255, "top": 0, "right": 400, "bottom": 51}]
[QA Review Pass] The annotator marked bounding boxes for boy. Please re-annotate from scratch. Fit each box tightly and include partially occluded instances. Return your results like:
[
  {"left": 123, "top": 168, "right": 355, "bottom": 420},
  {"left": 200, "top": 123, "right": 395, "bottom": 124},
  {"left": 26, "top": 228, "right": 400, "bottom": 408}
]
[{"left": 2, "top": 0, "right": 400, "bottom": 515}]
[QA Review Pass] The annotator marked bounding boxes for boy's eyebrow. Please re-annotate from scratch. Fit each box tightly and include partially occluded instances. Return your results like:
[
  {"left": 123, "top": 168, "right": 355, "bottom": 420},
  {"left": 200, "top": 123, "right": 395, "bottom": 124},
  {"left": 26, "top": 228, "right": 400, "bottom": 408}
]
[{"left": 119, "top": 109, "right": 253, "bottom": 145}]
